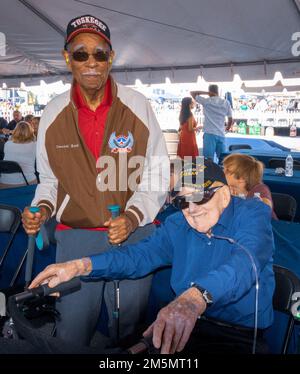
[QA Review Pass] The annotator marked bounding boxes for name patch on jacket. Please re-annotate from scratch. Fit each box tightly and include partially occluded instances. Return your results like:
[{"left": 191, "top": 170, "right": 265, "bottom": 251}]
[{"left": 108, "top": 131, "right": 134, "bottom": 153}]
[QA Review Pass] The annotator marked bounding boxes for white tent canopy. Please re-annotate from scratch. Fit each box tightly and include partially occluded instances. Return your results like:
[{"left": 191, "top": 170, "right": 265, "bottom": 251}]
[
  {"left": 241, "top": 80, "right": 300, "bottom": 93},
  {"left": 0, "top": 0, "right": 300, "bottom": 86}
]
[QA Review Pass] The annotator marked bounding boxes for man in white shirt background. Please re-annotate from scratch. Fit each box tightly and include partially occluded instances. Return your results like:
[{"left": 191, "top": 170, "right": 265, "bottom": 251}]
[{"left": 191, "top": 85, "right": 233, "bottom": 162}]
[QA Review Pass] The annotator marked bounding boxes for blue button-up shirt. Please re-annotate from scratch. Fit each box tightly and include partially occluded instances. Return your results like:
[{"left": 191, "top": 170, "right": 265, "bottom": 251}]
[
  {"left": 89, "top": 197, "right": 275, "bottom": 328},
  {"left": 195, "top": 96, "right": 232, "bottom": 137}
]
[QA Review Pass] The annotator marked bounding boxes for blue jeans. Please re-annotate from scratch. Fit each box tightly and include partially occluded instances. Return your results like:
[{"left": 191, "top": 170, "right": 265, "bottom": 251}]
[{"left": 203, "top": 133, "right": 225, "bottom": 163}]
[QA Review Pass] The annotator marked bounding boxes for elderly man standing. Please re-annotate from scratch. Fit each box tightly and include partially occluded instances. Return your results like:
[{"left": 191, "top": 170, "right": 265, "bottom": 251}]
[
  {"left": 22, "top": 15, "right": 169, "bottom": 346},
  {"left": 31, "top": 159, "right": 275, "bottom": 354},
  {"left": 191, "top": 85, "right": 233, "bottom": 162}
]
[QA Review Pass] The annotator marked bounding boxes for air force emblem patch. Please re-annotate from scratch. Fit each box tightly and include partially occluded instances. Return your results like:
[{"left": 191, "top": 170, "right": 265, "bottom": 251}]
[{"left": 108, "top": 131, "right": 134, "bottom": 153}]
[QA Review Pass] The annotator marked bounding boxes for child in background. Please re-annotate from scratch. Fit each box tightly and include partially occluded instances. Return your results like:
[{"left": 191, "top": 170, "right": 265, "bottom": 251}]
[{"left": 223, "top": 153, "right": 277, "bottom": 220}]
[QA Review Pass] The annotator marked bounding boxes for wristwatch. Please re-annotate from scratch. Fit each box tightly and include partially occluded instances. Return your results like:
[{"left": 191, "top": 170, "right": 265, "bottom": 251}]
[{"left": 190, "top": 283, "right": 213, "bottom": 306}]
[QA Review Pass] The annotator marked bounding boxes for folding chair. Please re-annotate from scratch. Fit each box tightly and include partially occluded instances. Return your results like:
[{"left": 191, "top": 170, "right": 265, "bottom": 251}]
[
  {"left": 228, "top": 144, "right": 252, "bottom": 151},
  {"left": 0, "top": 160, "right": 29, "bottom": 185},
  {"left": 0, "top": 204, "right": 22, "bottom": 273},
  {"left": 273, "top": 264, "right": 300, "bottom": 354},
  {"left": 271, "top": 192, "right": 297, "bottom": 222}
]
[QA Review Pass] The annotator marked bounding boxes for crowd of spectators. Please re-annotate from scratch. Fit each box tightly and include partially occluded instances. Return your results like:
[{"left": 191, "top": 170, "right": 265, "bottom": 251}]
[
  {"left": 149, "top": 94, "right": 300, "bottom": 133},
  {"left": 0, "top": 110, "right": 40, "bottom": 188},
  {"left": 233, "top": 96, "right": 299, "bottom": 114}
]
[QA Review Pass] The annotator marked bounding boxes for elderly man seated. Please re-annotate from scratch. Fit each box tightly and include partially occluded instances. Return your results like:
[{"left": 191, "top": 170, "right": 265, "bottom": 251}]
[{"left": 30, "top": 158, "right": 275, "bottom": 354}]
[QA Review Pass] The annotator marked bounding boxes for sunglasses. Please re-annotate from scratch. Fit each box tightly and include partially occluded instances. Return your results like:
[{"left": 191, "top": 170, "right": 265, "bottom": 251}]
[
  {"left": 71, "top": 50, "right": 110, "bottom": 62},
  {"left": 172, "top": 186, "right": 223, "bottom": 210}
]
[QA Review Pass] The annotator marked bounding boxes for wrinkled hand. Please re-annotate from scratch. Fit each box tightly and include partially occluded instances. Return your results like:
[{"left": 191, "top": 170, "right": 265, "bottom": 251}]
[
  {"left": 29, "top": 259, "right": 88, "bottom": 290},
  {"left": 143, "top": 287, "right": 206, "bottom": 354},
  {"left": 104, "top": 214, "right": 133, "bottom": 244},
  {"left": 22, "top": 206, "right": 50, "bottom": 235}
]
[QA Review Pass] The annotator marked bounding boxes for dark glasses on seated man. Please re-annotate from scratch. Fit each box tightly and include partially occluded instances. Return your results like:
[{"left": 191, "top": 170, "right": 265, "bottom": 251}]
[
  {"left": 70, "top": 49, "right": 110, "bottom": 62},
  {"left": 172, "top": 186, "right": 223, "bottom": 210}
]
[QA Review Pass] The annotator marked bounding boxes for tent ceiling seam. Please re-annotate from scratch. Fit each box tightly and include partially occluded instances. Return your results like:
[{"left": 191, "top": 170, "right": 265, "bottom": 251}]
[{"left": 292, "top": 0, "right": 300, "bottom": 15}]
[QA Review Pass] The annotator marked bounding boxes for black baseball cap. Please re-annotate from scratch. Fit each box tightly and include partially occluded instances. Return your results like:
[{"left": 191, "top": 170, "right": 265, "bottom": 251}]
[
  {"left": 173, "top": 157, "right": 227, "bottom": 195},
  {"left": 64, "top": 15, "right": 112, "bottom": 50}
]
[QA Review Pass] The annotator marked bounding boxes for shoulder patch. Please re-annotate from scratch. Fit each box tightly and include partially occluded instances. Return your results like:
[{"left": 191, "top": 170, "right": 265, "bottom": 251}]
[{"left": 108, "top": 131, "right": 134, "bottom": 153}]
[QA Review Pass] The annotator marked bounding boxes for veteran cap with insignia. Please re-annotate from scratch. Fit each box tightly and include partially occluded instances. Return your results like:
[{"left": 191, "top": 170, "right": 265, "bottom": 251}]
[
  {"left": 65, "top": 15, "right": 112, "bottom": 50},
  {"left": 173, "top": 157, "right": 227, "bottom": 195}
]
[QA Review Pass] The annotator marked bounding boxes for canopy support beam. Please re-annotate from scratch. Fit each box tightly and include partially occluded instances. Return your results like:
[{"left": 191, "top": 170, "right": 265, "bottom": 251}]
[{"left": 1, "top": 57, "right": 300, "bottom": 81}]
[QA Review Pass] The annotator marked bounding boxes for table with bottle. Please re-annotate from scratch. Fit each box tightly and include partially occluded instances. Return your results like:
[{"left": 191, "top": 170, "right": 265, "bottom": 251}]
[
  {"left": 263, "top": 165, "right": 300, "bottom": 221},
  {"left": 220, "top": 148, "right": 300, "bottom": 167}
]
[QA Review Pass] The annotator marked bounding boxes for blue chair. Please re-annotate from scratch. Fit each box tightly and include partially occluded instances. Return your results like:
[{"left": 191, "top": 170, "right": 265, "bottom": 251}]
[
  {"left": 0, "top": 204, "right": 22, "bottom": 285},
  {"left": 271, "top": 193, "right": 297, "bottom": 222},
  {"left": 272, "top": 264, "right": 300, "bottom": 354}
]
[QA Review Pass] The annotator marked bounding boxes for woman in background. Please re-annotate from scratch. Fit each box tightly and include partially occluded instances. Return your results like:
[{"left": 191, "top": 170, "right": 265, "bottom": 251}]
[
  {"left": 223, "top": 153, "right": 277, "bottom": 219},
  {"left": 0, "top": 121, "right": 37, "bottom": 187},
  {"left": 177, "top": 97, "right": 199, "bottom": 158}
]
